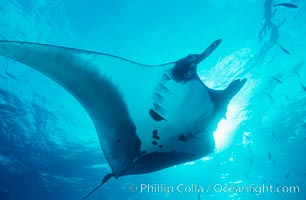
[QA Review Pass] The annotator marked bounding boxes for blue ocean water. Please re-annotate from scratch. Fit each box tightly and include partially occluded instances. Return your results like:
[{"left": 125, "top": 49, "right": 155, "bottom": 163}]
[{"left": 0, "top": 0, "right": 305, "bottom": 199}]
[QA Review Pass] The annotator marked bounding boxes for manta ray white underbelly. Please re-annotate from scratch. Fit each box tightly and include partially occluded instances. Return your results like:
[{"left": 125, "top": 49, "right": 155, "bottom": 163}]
[{"left": 0, "top": 39, "right": 246, "bottom": 198}]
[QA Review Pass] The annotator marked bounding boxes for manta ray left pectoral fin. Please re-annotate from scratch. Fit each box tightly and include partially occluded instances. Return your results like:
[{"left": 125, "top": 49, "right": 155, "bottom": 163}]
[{"left": 0, "top": 41, "right": 146, "bottom": 178}]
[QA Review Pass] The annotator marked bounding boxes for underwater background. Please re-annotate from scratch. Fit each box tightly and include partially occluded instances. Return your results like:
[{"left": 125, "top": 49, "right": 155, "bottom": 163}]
[{"left": 0, "top": 0, "right": 305, "bottom": 199}]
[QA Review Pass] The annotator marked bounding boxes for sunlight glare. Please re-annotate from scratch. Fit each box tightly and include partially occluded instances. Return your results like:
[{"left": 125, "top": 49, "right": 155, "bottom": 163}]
[{"left": 214, "top": 104, "right": 242, "bottom": 150}]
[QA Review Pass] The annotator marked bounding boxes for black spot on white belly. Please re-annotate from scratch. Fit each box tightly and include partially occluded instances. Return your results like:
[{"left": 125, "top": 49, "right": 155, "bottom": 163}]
[
  {"left": 153, "top": 135, "right": 160, "bottom": 140},
  {"left": 178, "top": 134, "right": 188, "bottom": 142},
  {"left": 152, "top": 129, "right": 160, "bottom": 140}
]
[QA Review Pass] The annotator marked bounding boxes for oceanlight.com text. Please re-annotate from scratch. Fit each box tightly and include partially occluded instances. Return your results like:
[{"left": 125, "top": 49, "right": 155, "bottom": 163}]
[{"left": 128, "top": 183, "right": 300, "bottom": 196}]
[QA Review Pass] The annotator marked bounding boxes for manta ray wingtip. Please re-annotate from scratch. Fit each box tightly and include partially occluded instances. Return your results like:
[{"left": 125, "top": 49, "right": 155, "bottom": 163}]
[{"left": 227, "top": 78, "right": 247, "bottom": 98}]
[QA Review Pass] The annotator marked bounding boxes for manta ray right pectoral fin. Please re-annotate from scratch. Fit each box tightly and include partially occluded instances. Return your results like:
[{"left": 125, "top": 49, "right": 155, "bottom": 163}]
[
  {"left": 208, "top": 78, "right": 247, "bottom": 113},
  {"left": 223, "top": 78, "right": 247, "bottom": 100}
]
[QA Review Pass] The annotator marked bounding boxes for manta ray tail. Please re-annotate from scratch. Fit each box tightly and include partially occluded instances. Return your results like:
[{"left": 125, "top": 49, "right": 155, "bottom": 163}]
[{"left": 83, "top": 173, "right": 113, "bottom": 200}]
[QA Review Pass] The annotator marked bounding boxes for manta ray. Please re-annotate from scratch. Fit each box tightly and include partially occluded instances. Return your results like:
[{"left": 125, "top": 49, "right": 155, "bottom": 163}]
[{"left": 0, "top": 39, "right": 246, "bottom": 198}]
